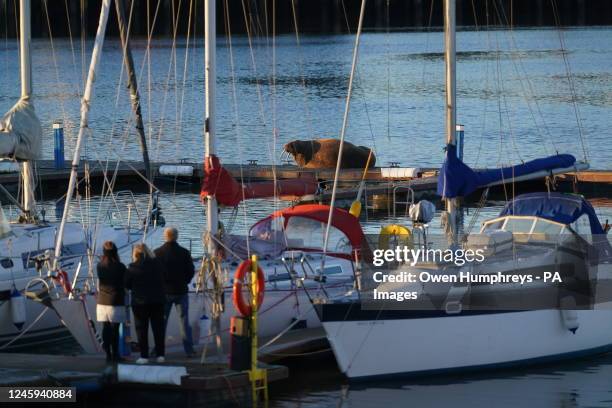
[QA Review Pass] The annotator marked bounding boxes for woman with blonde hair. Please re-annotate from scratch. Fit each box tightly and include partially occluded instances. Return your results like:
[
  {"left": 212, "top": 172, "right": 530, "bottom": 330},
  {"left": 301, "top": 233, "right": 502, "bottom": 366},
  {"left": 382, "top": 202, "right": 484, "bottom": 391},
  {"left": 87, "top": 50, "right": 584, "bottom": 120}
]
[
  {"left": 124, "top": 243, "right": 166, "bottom": 364},
  {"left": 96, "top": 241, "right": 127, "bottom": 363}
]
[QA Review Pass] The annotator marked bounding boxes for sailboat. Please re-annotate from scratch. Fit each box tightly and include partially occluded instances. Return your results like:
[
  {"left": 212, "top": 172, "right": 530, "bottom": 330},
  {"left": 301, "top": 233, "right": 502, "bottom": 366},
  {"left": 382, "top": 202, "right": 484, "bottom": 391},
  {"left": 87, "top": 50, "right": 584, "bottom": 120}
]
[
  {"left": 22, "top": 0, "right": 365, "bottom": 356},
  {"left": 182, "top": 0, "right": 369, "bottom": 351},
  {"left": 0, "top": 0, "right": 162, "bottom": 351},
  {"left": 310, "top": 0, "right": 612, "bottom": 379}
]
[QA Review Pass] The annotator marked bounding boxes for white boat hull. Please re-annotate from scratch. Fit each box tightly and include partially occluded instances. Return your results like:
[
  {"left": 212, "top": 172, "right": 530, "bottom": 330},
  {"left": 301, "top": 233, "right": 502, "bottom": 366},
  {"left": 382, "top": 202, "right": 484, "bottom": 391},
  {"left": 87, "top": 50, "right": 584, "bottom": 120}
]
[
  {"left": 0, "top": 222, "right": 162, "bottom": 351},
  {"left": 47, "top": 252, "right": 355, "bottom": 355},
  {"left": 321, "top": 306, "right": 612, "bottom": 379}
]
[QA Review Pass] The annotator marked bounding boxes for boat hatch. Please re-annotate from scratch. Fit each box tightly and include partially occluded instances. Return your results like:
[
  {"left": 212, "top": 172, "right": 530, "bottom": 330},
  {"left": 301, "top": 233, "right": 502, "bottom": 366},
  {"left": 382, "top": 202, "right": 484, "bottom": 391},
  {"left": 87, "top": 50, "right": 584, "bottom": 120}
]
[{"left": 315, "top": 264, "right": 345, "bottom": 275}]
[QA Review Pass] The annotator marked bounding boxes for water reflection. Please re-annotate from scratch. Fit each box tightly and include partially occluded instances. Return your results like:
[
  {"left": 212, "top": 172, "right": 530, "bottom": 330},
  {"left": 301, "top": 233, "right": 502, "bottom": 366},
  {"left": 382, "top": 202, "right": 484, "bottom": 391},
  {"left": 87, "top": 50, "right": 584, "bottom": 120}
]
[{"left": 270, "top": 352, "right": 612, "bottom": 408}]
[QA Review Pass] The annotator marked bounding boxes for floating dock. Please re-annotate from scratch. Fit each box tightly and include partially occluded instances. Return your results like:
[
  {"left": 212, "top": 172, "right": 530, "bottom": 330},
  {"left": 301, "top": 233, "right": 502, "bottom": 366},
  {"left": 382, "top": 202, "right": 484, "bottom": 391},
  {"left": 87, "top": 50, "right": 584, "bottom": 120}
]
[
  {"left": 2, "top": 159, "right": 611, "bottom": 204},
  {"left": 0, "top": 351, "right": 287, "bottom": 407}
]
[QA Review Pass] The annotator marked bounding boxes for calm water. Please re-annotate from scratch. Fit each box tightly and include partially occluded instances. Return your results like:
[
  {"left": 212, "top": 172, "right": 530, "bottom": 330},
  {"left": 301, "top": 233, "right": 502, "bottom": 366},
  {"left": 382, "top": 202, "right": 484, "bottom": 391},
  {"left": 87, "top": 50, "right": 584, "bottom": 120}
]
[
  {"left": 0, "top": 28, "right": 611, "bottom": 168},
  {"left": 269, "top": 352, "right": 612, "bottom": 408},
  {"left": 1, "top": 27, "right": 612, "bottom": 406}
]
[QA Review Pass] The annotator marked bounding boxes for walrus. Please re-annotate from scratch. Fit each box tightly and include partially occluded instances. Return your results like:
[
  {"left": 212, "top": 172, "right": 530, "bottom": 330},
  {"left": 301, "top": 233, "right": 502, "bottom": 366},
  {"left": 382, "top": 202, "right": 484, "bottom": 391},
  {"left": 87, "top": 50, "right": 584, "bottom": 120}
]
[{"left": 283, "top": 139, "right": 376, "bottom": 169}]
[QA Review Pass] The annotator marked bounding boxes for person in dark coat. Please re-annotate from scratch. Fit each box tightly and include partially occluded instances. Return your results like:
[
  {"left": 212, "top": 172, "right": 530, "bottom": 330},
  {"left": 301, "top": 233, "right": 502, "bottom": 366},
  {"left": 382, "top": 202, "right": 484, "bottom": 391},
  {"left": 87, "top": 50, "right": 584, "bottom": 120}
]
[
  {"left": 155, "top": 227, "right": 196, "bottom": 356},
  {"left": 96, "top": 241, "right": 127, "bottom": 363},
  {"left": 125, "top": 243, "right": 166, "bottom": 364}
]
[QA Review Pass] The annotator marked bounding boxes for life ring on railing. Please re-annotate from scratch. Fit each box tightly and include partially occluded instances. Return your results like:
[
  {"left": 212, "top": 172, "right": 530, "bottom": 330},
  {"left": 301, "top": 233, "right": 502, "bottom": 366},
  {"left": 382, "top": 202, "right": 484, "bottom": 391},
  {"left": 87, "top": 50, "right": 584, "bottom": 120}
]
[
  {"left": 232, "top": 260, "right": 265, "bottom": 317},
  {"left": 52, "top": 270, "right": 72, "bottom": 295},
  {"left": 378, "top": 224, "right": 413, "bottom": 251}
]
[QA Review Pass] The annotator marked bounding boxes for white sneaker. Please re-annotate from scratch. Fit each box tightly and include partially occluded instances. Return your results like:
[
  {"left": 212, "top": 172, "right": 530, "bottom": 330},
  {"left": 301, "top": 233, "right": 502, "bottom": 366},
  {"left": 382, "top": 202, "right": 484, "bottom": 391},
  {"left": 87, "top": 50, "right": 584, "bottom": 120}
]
[
  {"left": 156, "top": 356, "right": 165, "bottom": 363},
  {"left": 135, "top": 358, "right": 149, "bottom": 365}
]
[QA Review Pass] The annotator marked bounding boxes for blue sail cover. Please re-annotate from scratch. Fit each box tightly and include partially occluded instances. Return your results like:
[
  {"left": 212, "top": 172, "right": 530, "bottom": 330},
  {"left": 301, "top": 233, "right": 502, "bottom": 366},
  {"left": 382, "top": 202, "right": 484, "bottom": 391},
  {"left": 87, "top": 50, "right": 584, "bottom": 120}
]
[
  {"left": 499, "top": 192, "right": 605, "bottom": 235},
  {"left": 436, "top": 144, "right": 576, "bottom": 198}
]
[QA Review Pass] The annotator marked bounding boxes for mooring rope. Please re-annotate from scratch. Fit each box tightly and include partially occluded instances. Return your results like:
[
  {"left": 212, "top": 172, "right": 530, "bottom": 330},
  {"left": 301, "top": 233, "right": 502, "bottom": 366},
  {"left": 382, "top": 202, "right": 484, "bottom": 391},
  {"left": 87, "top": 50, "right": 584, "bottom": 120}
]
[{"left": 0, "top": 307, "right": 48, "bottom": 351}]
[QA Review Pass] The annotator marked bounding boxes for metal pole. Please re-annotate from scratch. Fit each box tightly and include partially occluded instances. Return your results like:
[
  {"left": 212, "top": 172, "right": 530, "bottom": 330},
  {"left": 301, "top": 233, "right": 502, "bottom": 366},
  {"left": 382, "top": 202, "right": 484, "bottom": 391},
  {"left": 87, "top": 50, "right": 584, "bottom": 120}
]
[
  {"left": 19, "top": 0, "right": 31, "bottom": 99},
  {"left": 205, "top": 0, "right": 218, "bottom": 256},
  {"left": 444, "top": 0, "right": 457, "bottom": 243},
  {"left": 54, "top": 121, "right": 65, "bottom": 169},
  {"left": 54, "top": 0, "right": 112, "bottom": 265},
  {"left": 19, "top": 0, "right": 36, "bottom": 220},
  {"left": 456, "top": 124, "right": 464, "bottom": 161},
  {"left": 115, "top": 0, "right": 152, "bottom": 184}
]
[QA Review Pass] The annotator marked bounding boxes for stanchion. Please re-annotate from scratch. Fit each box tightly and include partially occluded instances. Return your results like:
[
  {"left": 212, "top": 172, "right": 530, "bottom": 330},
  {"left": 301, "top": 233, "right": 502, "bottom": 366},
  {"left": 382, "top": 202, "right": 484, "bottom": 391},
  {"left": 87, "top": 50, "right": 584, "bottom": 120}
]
[{"left": 249, "top": 254, "right": 268, "bottom": 407}]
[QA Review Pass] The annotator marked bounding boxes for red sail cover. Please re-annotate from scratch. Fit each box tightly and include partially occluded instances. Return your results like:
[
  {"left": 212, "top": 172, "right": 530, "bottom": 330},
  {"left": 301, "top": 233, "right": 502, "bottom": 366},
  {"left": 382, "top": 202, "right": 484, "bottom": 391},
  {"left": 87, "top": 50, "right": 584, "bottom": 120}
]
[{"left": 200, "top": 155, "right": 318, "bottom": 206}]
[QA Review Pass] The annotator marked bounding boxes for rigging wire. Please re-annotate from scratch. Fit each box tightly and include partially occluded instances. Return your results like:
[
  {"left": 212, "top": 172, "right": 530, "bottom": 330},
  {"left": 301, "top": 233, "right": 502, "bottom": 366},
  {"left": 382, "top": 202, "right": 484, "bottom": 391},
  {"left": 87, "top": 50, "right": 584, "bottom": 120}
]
[
  {"left": 224, "top": 0, "right": 253, "bottom": 256},
  {"left": 3, "top": 0, "right": 8, "bottom": 83},
  {"left": 339, "top": 0, "right": 377, "bottom": 154},
  {"left": 64, "top": 0, "right": 82, "bottom": 97},
  {"left": 492, "top": 0, "right": 557, "bottom": 157},
  {"left": 472, "top": 0, "right": 490, "bottom": 167},
  {"left": 151, "top": 1, "right": 182, "bottom": 163},
  {"left": 289, "top": 0, "right": 315, "bottom": 141},
  {"left": 550, "top": 0, "right": 589, "bottom": 163},
  {"left": 322, "top": 0, "right": 367, "bottom": 261},
  {"left": 490, "top": 0, "right": 523, "bottom": 165},
  {"left": 385, "top": 0, "right": 390, "bottom": 142},
  {"left": 174, "top": 0, "right": 195, "bottom": 204},
  {"left": 239, "top": 0, "right": 269, "bottom": 131}
]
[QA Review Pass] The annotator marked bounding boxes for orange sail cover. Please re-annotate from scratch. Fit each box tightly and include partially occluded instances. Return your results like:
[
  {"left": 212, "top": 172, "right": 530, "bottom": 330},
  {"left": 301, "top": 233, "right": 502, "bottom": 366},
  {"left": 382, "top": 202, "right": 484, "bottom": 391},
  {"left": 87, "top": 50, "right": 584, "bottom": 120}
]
[{"left": 200, "top": 155, "right": 318, "bottom": 206}]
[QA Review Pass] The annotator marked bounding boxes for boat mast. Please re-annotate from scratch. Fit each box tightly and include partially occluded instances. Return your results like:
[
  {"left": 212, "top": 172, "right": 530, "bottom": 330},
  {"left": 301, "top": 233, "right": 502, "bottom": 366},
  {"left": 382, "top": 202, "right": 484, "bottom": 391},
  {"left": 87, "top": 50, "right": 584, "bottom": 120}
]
[
  {"left": 444, "top": 0, "right": 457, "bottom": 244},
  {"left": 204, "top": 0, "right": 218, "bottom": 255},
  {"left": 115, "top": 0, "right": 152, "bottom": 184},
  {"left": 54, "top": 0, "right": 112, "bottom": 265},
  {"left": 19, "top": 0, "right": 36, "bottom": 221}
]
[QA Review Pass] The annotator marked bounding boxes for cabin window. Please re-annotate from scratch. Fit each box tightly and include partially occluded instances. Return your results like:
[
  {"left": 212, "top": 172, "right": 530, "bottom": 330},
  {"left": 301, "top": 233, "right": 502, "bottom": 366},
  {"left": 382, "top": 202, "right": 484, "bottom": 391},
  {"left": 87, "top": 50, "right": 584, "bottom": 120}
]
[
  {"left": 0, "top": 258, "right": 13, "bottom": 269},
  {"left": 482, "top": 219, "right": 504, "bottom": 232},
  {"left": 250, "top": 216, "right": 286, "bottom": 244},
  {"left": 284, "top": 217, "right": 352, "bottom": 253},
  {"left": 531, "top": 219, "right": 563, "bottom": 235},
  {"left": 504, "top": 218, "right": 535, "bottom": 234},
  {"left": 571, "top": 214, "right": 593, "bottom": 244}
]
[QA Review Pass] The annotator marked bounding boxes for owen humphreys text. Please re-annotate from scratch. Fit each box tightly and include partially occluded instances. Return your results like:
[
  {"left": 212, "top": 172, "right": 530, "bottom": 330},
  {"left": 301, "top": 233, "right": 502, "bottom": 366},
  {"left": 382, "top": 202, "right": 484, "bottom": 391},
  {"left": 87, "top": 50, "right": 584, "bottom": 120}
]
[{"left": 370, "top": 246, "right": 563, "bottom": 302}]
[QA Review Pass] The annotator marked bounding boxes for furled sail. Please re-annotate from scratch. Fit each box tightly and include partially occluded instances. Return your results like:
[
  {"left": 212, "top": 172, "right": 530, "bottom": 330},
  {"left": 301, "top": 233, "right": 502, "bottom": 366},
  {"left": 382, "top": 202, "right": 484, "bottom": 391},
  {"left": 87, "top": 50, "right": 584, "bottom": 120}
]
[
  {"left": 0, "top": 97, "right": 42, "bottom": 161},
  {"left": 200, "top": 155, "right": 318, "bottom": 206},
  {"left": 437, "top": 144, "right": 577, "bottom": 199}
]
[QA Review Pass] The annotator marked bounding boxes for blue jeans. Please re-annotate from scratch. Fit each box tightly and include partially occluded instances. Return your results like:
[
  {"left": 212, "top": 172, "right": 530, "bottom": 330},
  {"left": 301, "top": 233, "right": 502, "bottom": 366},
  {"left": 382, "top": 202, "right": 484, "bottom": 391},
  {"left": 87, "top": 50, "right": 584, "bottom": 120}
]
[{"left": 164, "top": 294, "right": 194, "bottom": 355}]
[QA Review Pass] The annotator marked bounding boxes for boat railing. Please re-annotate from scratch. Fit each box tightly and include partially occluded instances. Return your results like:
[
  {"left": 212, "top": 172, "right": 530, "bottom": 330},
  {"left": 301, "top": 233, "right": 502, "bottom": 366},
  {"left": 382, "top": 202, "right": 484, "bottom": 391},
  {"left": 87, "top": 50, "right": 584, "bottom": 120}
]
[
  {"left": 392, "top": 185, "right": 415, "bottom": 217},
  {"left": 104, "top": 190, "right": 142, "bottom": 229}
]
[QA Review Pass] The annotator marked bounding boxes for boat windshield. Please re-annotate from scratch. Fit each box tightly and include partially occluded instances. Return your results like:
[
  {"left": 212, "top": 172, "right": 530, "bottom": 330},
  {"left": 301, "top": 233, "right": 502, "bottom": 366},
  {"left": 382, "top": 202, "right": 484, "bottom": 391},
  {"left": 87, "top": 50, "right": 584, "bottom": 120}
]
[
  {"left": 481, "top": 216, "right": 565, "bottom": 242},
  {"left": 250, "top": 215, "right": 352, "bottom": 253}
]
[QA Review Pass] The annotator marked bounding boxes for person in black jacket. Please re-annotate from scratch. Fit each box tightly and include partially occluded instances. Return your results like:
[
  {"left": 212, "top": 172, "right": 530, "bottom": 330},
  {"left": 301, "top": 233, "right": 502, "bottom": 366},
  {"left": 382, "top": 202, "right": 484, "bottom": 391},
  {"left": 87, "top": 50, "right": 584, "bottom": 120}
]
[
  {"left": 125, "top": 243, "right": 166, "bottom": 364},
  {"left": 155, "top": 227, "right": 196, "bottom": 356},
  {"left": 96, "top": 241, "right": 127, "bottom": 363}
]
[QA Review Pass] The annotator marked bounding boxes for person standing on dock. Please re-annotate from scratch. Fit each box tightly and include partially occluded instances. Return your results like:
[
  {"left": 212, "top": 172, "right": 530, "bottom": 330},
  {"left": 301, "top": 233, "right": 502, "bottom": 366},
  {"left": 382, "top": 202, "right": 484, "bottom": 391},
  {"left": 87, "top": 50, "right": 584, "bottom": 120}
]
[
  {"left": 155, "top": 227, "right": 196, "bottom": 357},
  {"left": 125, "top": 243, "right": 167, "bottom": 364},
  {"left": 96, "top": 241, "right": 127, "bottom": 363}
]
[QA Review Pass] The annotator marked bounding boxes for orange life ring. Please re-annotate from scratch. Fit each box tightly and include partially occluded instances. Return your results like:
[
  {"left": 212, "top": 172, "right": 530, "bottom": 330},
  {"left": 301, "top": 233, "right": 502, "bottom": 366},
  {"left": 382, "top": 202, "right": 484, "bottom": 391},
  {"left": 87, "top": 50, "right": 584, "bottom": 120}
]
[
  {"left": 52, "top": 270, "right": 72, "bottom": 295},
  {"left": 232, "top": 260, "right": 265, "bottom": 317}
]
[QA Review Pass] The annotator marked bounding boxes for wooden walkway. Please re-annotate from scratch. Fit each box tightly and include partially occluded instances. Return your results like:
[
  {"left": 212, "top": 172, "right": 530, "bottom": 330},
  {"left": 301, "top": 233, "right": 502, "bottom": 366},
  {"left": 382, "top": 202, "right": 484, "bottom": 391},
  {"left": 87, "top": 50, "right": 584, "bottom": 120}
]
[
  {"left": 0, "top": 351, "right": 287, "bottom": 406},
  {"left": 1, "top": 160, "right": 610, "bottom": 201},
  {"left": 19, "top": 159, "right": 612, "bottom": 184}
]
